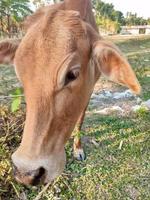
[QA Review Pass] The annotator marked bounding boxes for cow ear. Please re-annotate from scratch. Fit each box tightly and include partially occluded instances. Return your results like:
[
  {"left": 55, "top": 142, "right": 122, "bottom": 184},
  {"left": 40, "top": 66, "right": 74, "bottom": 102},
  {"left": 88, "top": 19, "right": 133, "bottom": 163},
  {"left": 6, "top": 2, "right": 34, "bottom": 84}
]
[
  {"left": 92, "top": 40, "right": 141, "bottom": 94},
  {"left": 0, "top": 39, "right": 20, "bottom": 64}
]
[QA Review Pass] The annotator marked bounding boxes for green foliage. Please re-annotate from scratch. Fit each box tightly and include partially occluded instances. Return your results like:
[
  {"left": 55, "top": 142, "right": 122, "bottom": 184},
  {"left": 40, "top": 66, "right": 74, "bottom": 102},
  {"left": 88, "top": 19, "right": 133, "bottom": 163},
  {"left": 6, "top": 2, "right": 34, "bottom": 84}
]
[
  {"left": 96, "top": 15, "right": 121, "bottom": 33},
  {"left": 11, "top": 96, "right": 21, "bottom": 112},
  {"left": 0, "top": 0, "right": 32, "bottom": 37},
  {"left": 147, "top": 18, "right": 150, "bottom": 25},
  {"left": 92, "top": 0, "right": 123, "bottom": 33},
  {"left": 125, "top": 12, "right": 147, "bottom": 26},
  {"left": 92, "top": 0, "right": 149, "bottom": 34},
  {"left": 10, "top": 88, "right": 23, "bottom": 112}
]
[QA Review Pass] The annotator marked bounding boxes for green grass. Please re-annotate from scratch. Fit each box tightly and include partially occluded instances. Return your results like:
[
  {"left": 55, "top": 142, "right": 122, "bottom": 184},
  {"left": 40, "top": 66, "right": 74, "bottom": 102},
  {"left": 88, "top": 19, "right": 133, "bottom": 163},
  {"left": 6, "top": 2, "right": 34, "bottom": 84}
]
[{"left": 0, "top": 36, "right": 150, "bottom": 200}]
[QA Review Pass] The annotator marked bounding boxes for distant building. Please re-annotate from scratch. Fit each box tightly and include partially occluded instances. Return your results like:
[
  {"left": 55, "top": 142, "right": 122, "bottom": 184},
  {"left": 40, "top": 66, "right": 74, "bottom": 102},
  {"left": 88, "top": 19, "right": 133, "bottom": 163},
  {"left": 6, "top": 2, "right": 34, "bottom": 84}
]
[{"left": 121, "top": 25, "right": 150, "bottom": 35}]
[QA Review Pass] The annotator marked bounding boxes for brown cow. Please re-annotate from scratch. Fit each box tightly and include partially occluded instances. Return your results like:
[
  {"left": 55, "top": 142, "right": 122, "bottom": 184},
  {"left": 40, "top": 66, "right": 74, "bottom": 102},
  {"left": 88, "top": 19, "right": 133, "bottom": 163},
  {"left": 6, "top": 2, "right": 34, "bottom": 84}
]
[{"left": 0, "top": 0, "right": 141, "bottom": 185}]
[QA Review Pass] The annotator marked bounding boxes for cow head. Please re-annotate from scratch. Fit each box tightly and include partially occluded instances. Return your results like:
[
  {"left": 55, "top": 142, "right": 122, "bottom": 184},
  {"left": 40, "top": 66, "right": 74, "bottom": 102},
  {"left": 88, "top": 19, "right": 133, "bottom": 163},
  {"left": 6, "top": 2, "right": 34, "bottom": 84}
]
[{"left": 0, "top": 7, "right": 141, "bottom": 185}]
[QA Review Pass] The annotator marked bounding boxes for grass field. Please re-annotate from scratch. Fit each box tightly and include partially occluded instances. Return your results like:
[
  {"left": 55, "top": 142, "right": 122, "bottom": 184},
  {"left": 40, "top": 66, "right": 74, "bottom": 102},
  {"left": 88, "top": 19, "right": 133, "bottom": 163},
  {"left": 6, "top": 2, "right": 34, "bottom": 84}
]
[{"left": 0, "top": 35, "right": 150, "bottom": 200}]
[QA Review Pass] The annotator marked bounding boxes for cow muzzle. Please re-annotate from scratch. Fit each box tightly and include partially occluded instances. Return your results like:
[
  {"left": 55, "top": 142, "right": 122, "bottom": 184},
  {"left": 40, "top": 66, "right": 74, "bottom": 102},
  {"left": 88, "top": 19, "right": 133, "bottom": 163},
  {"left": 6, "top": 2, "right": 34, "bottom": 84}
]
[{"left": 11, "top": 149, "right": 66, "bottom": 185}]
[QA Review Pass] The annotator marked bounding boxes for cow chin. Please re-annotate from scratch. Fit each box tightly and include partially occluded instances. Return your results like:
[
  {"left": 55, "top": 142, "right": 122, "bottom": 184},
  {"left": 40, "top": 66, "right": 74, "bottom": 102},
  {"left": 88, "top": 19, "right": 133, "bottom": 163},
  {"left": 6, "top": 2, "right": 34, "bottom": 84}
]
[{"left": 11, "top": 148, "right": 66, "bottom": 185}]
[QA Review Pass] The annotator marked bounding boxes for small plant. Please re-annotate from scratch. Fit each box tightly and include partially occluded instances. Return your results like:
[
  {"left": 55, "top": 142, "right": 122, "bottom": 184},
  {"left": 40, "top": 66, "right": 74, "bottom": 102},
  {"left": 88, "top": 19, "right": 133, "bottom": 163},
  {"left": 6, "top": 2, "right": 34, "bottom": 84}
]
[{"left": 10, "top": 88, "right": 23, "bottom": 112}]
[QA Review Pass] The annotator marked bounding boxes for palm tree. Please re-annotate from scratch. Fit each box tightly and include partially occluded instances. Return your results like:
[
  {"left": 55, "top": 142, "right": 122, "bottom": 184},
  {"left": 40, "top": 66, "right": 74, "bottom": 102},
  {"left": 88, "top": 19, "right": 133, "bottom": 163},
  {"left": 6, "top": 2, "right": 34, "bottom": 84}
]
[{"left": 0, "top": 0, "right": 32, "bottom": 37}]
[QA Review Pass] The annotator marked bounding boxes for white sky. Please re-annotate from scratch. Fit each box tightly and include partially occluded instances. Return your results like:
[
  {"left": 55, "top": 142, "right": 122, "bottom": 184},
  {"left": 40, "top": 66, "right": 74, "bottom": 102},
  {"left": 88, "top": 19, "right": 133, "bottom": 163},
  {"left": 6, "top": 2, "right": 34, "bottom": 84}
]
[{"left": 102, "top": 0, "right": 150, "bottom": 19}]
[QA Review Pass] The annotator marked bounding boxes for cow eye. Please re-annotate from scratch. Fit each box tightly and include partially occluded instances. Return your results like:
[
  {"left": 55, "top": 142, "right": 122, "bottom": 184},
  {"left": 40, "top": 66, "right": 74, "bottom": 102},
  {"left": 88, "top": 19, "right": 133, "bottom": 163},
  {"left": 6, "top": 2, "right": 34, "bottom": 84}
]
[{"left": 65, "top": 67, "right": 80, "bottom": 86}]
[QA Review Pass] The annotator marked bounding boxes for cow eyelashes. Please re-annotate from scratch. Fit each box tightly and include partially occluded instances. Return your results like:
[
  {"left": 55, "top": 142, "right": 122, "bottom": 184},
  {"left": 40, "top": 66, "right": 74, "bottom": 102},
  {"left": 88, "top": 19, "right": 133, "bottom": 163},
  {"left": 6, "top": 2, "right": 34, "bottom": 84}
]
[
  {"left": 57, "top": 62, "right": 80, "bottom": 89},
  {"left": 64, "top": 66, "right": 80, "bottom": 86}
]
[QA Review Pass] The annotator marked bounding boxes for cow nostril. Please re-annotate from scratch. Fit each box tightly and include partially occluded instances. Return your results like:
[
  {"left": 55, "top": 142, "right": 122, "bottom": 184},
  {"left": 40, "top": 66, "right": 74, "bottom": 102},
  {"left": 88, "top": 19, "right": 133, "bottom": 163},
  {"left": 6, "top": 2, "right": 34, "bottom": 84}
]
[
  {"left": 34, "top": 167, "right": 45, "bottom": 179},
  {"left": 11, "top": 161, "right": 46, "bottom": 185},
  {"left": 31, "top": 167, "right": 46, "bottom": 186}
]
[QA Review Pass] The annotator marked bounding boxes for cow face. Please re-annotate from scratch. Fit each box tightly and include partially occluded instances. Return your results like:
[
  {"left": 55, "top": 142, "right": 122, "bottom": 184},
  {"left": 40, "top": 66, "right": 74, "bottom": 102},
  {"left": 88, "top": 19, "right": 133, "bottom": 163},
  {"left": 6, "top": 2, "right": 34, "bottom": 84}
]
[{"left": 0, "top": 9, "right": 140, "bottom": 185}]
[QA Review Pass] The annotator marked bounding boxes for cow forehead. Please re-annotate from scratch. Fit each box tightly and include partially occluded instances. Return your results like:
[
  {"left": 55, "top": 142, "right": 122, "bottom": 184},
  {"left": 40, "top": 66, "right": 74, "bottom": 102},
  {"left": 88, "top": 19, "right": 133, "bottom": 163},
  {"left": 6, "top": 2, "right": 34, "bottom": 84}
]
[
  {"left": 15, "top": 10, "right": 90, "bottom": 86},
  {"left": 38, "top": 10, "right": 88, "bottom": 55},
  {"left": 17, "top": 11, "right": 89, "bottom": 68}
]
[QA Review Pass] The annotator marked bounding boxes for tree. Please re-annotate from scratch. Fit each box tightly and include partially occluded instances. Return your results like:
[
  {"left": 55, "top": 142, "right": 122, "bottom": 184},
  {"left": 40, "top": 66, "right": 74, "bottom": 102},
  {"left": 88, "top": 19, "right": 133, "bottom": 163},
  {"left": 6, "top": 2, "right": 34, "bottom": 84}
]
[
  {"left": 112, "top": 11, "right": 125, "bottom": 25},
  {"left": 0, "top": 0, "right": 32, "bottom": 37},
  {"left": 92, "top": 0, "right": 149, "bottom": 33},
  {"left": 125, "top": 12, "right": 147, "bottom": 26},
  {"left": 92, "top": 0, "right": 123, "bottom": 33},
  {"left": 147, "top": 18, "right": 150, "bottom": 25}
]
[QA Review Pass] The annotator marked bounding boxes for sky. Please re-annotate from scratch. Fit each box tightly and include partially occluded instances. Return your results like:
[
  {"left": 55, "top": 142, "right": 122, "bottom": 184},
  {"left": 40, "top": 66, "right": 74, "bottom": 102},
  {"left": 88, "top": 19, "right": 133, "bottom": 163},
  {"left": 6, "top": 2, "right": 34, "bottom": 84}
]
[{"left": 102, "top": 0, "right": 150, "bottom": 19}]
